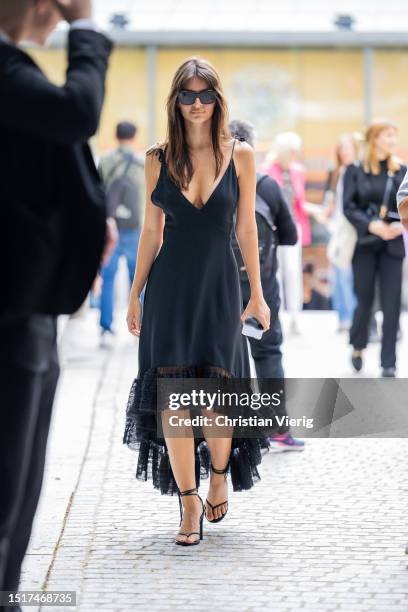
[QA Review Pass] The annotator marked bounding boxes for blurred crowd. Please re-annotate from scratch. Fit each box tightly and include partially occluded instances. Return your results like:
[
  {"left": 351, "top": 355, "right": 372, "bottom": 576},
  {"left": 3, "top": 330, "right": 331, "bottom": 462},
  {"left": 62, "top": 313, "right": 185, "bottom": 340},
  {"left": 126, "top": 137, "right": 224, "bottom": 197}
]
[{"left": 95, "top": 118, "right": 408, "bottom": 378}]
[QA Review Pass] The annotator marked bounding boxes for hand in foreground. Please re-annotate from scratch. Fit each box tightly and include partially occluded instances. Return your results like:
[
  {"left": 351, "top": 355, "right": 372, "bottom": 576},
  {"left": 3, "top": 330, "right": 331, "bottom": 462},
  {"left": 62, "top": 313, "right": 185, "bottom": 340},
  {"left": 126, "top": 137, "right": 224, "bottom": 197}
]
[
  {"left": 241, "top": 295, "right": 270, "bottom": 331},
  {"left": 127, "top": 299, "right": 142, "bottom": 337},
  {"left": 52, "top": 0, "right": 93, "bottom": 23},
  {"left": 101, "top": 218, "right": 118, "bottom": 266}
]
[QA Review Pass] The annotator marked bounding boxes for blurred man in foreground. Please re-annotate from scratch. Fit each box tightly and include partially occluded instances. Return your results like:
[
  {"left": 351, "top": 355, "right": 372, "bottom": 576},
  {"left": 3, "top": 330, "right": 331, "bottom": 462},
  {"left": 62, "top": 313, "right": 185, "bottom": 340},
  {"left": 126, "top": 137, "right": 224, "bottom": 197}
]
[{"left": 0, "top": 1, "right": 113, "bottom": 606}]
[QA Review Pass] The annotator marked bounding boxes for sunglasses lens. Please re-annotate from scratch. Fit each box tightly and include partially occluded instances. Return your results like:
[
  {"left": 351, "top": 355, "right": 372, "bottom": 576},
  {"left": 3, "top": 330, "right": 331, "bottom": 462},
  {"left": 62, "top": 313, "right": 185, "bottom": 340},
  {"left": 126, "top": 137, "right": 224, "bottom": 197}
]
[
  {"left": 179, "top": 91, "right": 195, "bottom": 105},
  {"left": 200, "top": 91, "right": 216, "bottom": 104},
  {"left": 179, "top": 90, "right": 216, "bottom": 105}
]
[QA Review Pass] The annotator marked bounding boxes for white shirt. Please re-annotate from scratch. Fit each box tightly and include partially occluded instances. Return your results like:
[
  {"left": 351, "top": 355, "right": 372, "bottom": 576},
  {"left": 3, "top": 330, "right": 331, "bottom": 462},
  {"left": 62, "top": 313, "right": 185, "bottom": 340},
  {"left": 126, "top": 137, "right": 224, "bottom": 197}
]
[{"left": 69, "top": 19, "right": 100, "bottom": 33}]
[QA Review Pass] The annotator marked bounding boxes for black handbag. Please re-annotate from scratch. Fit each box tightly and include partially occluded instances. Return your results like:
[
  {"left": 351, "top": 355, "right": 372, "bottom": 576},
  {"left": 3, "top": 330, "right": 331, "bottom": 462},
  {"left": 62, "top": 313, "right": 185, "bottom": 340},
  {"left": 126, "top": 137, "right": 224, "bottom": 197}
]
[{"left": 357, "top": 173, "right": 398, "bottom": 249}]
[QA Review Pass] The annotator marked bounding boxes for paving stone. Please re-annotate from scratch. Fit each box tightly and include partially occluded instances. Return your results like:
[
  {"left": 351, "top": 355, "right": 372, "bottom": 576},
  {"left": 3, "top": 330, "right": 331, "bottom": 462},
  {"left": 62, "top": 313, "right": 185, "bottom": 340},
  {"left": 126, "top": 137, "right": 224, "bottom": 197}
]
[{"left": 18, "top": 310, "right": 408, "bottom": 612}]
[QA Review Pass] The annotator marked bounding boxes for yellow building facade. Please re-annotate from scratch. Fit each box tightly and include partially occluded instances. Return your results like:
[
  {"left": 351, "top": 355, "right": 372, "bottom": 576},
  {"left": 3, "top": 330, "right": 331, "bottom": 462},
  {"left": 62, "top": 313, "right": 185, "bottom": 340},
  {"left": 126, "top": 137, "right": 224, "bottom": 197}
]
[{"left": 29, "top": 44, "right": 408, "bottom": 175}]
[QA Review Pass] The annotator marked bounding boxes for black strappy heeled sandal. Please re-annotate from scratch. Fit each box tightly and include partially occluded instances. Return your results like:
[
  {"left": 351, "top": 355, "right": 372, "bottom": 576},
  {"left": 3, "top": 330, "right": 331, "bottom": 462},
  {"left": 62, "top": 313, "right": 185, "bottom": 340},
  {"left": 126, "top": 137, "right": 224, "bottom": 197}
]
[
  {"left": 205, "top": 463, "right": 229, "bottom": 524},
  {"left": 175, "top": 487, "right": 205, "bottom": 546}
]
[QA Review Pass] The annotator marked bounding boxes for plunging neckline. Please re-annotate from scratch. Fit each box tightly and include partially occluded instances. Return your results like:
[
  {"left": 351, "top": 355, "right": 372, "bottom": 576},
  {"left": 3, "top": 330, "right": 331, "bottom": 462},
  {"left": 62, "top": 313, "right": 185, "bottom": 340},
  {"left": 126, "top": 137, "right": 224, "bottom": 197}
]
[{"left": 178, "top": 157, "right": 235, "bottom": 211}]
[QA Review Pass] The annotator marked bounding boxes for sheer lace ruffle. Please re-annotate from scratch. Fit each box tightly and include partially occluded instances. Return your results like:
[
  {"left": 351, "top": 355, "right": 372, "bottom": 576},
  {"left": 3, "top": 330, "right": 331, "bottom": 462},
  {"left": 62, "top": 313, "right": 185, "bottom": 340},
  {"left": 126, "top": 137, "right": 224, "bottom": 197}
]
[{"left": 123, "top": 365, "right": 270, "bottom": 496}]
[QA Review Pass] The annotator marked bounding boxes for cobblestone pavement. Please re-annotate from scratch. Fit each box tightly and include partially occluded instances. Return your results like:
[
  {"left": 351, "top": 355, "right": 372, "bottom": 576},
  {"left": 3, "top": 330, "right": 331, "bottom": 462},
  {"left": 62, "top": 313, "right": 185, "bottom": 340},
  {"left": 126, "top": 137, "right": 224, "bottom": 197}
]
[{"left": 19, "top": 309, "right": 408, "bottom": 612}]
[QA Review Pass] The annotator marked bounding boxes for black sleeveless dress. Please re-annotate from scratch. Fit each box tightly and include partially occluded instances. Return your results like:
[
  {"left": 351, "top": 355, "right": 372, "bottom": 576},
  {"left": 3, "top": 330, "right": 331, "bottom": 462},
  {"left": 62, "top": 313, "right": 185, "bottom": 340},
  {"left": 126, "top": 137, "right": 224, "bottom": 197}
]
[{"left": 123, "top": 137, "right": 268, "bottom": 495}]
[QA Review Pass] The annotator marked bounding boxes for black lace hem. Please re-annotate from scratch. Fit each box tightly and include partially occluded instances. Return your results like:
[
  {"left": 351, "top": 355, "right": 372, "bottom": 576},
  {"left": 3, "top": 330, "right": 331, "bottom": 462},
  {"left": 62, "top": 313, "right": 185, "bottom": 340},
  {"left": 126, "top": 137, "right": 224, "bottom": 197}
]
[{"left": 123, "top": 365, "right": 270, "bottom": 496}]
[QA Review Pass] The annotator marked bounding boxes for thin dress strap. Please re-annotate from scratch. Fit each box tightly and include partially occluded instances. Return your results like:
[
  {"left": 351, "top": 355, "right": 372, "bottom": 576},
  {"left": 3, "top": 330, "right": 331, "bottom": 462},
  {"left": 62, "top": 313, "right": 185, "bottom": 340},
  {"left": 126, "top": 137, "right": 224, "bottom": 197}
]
[
  {"left": 159, "top": 140, "right": 239, "bottom": 164},
  {"left": 157, "top": 146, "right": 165, "bottom": 164},
  {"left": 231, "top": 134, "right": 245, "bottom": 161}
]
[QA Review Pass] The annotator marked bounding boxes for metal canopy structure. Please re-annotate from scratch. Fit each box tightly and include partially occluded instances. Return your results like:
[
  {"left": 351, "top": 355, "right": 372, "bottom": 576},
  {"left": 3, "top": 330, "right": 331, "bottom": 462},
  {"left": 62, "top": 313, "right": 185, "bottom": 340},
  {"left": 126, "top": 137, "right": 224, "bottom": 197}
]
[
  {"left": 49, "top": 29, "right": 408, "bottom": 48},
  {"left": 91, "top": 0, "right": 408, "bottom": 34},
  {"left": 47, "top": 0, "right": 408, "bottom": 48}
]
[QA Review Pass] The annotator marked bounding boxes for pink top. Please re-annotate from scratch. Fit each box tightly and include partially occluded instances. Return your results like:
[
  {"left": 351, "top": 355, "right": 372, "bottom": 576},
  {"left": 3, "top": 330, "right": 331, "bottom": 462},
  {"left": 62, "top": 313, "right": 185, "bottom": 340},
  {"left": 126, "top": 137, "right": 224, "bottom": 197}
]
[{"left": 263, "top": 161, "right": 311, "bottom": 246}]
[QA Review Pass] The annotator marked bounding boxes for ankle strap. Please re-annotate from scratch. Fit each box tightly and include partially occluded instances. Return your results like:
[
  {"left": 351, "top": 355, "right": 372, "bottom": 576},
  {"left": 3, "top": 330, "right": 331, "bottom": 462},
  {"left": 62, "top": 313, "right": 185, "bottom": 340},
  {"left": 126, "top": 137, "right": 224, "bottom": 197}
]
[
  {"left": 179, "top": 487, "right": 198, "bottom": 497},
  {"left": 211, "top": 463, "right": 229, "bottom": 475}
]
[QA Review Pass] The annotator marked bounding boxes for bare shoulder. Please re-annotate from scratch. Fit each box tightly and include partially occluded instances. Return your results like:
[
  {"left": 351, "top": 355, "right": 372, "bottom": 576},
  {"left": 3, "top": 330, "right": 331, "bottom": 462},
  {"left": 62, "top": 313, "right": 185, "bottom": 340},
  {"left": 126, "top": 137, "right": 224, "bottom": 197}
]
[
  {"left": 145, "top": 142, "right": 165, "bottom": 181},
  {"left": 232, "top": 138, "right": 255, "bottom": 177},
  {"left": 146, "top": 141, "right": 166, "bottom": 158}
]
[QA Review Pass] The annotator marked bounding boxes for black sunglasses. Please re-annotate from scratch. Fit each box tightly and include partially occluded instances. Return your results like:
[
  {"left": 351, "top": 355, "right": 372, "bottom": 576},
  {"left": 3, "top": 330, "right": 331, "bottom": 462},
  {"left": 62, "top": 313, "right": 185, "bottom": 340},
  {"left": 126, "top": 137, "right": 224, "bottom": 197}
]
[{"left": 178, "top": 89, "right": 217, "bottom": 105}]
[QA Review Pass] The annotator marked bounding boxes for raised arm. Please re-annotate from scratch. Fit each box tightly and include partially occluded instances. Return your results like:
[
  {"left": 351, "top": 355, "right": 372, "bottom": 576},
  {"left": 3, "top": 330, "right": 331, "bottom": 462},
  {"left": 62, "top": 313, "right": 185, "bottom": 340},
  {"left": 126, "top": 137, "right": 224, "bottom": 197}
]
[{"left": 0, "top": 29, "right": 112, "bottom": 144}]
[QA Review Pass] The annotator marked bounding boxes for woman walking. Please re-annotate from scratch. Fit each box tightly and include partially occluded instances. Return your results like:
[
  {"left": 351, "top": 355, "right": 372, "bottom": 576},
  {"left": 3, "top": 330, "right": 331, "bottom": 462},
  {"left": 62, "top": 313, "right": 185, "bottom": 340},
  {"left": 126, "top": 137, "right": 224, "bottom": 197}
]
[
  {"left": 123, "top": 57, "right": 270, "bottom": 546},
  {"left": 343, "top": 120, "right": 406, "bottom": 377},
  {"left": 324, "top": 134, "right": 359, "bottom": 332},
  {"left": 263, "top": 132, "right": 311, "bottom": 335}
]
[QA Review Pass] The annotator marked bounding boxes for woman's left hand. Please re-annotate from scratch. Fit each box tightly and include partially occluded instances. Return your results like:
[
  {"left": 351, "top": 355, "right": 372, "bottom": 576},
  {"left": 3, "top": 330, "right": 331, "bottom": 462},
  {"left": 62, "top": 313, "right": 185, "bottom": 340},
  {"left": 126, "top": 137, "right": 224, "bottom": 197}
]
[{"left": 241, "top": 295, "right": 270, "bottom": 331}]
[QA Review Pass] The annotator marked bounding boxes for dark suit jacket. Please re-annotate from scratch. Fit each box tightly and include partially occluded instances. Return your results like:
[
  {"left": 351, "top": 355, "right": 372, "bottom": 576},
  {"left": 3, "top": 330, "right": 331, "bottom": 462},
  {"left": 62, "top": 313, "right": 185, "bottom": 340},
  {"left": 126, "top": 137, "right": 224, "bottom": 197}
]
[
  {"left": 0, "top": 29, "right": 113, "bottom": 316},
  {"left": 343, "top": 161, "right": 406, "bottom": 258}
]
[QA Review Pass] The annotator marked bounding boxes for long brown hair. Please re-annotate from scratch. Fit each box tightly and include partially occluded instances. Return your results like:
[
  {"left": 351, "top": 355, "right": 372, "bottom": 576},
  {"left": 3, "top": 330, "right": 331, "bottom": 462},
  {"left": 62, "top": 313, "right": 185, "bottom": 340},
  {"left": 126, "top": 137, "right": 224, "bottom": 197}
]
[
  {"left": 363, "top": 119, "right": 401, "bottom": 175},
  {"left": 147, "top": 57, "right": 231, "bottom": 190}
]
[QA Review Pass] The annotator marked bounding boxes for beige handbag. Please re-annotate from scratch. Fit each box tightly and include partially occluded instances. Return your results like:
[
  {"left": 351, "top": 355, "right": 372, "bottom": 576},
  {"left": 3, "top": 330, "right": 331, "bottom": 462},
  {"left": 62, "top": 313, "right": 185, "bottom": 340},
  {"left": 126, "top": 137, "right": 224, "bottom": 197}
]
[{"left": 327, "top": 214, "right": 357, "bottom": 269}]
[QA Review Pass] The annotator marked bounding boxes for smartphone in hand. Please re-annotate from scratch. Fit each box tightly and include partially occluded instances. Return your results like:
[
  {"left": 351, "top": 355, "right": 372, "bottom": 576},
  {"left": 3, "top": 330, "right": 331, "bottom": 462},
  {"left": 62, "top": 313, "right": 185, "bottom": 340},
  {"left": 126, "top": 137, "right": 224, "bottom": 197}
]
[{"left": 242, "top": 316, "right": 265, "bottom": 340}]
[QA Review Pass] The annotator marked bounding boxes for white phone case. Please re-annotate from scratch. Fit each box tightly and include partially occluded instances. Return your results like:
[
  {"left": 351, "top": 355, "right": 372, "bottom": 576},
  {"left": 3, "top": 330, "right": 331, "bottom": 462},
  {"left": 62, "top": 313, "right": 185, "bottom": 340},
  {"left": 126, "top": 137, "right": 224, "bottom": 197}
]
[{"left": 242, "top": 322, "right": 264, "bottom": 340}]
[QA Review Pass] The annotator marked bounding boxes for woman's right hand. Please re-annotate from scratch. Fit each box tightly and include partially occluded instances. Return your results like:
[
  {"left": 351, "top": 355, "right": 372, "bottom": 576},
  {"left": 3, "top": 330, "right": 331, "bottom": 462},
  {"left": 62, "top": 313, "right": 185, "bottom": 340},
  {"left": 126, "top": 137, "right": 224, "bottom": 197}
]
[
  {"left": 126, "top": 298, "right": 142, "bottom": 337},
  {"left": 368, "top": 220, "right": 401, "bottom": 241}
]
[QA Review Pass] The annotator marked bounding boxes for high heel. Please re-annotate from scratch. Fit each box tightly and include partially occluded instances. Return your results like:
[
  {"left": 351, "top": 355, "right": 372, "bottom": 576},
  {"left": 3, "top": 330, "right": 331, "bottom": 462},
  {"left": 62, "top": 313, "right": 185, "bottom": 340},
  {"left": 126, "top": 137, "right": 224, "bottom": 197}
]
[
  {"left": 175, "top": 487, "right": 205, "bottom": 546},
  {"left": 205, "top": 462, "right": 229, "bottom": 524}
]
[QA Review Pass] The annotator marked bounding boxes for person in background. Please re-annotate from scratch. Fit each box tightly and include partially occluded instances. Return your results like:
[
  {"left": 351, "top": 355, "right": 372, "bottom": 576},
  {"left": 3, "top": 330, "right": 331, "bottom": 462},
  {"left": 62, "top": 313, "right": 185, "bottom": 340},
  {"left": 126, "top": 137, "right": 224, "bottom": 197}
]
[
  {"left": 0, "top": 0, "right": 113, "bottom": 608},
  {"left": 343, "top": 119, "right": 406, "bottom": 378},
  {"left": 303, "top": 263, "right": 332, "bottom": 311},
  {"left": 263, "top": 132, "right": 311, "bottom": 336},
  {"left": 230, "top": 119, "right": 304, "bottom": 453},
  {"left": 323, "top": 134, "right": 359, "bottom": 332},
  {"left": 98, "top": 121, "right": 145, "bottom": 347}
]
